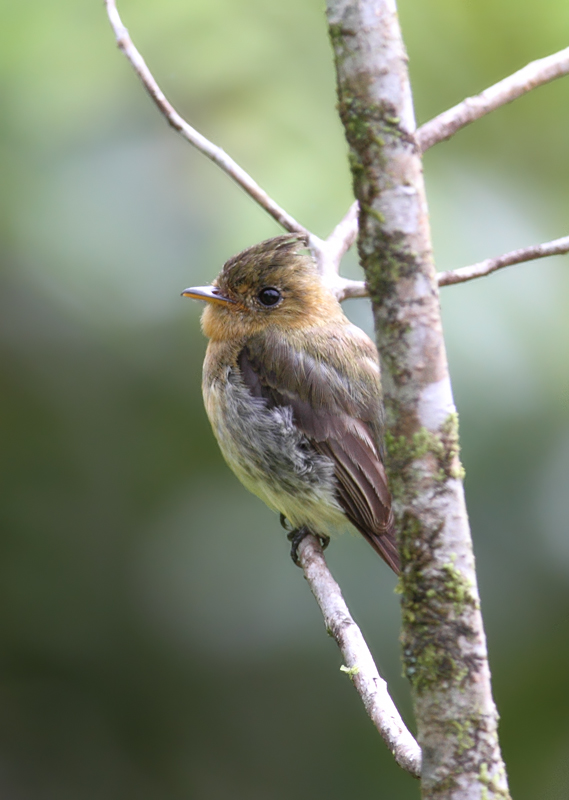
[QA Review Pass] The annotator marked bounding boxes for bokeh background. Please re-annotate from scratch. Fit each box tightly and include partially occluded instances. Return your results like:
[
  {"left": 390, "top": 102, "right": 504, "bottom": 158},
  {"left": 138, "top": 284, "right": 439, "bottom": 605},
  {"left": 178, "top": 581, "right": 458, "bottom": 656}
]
[{"left": 1, "top": 0, "right": 568, "bottom": 797}]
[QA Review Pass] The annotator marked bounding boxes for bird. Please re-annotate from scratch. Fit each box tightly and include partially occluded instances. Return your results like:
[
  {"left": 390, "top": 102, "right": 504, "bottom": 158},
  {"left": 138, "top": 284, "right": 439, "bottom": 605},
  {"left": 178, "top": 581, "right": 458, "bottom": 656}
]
[{"left": 182, "top": 233, "right": 399, "bottom": 573}]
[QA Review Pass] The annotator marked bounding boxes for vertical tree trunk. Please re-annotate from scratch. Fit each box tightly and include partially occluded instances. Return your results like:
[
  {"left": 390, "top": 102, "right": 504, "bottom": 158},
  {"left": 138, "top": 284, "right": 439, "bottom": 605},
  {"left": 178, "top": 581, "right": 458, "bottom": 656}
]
[{"left": 325, "top": 1, "right": 511, "bottom": 797}]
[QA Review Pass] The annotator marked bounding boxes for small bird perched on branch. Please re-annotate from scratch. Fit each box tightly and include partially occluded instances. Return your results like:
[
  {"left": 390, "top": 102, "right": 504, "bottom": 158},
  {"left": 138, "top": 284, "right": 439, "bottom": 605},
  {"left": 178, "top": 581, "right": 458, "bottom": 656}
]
[{"left": 182, "top": 234, "right": 399, "bottom": 573}]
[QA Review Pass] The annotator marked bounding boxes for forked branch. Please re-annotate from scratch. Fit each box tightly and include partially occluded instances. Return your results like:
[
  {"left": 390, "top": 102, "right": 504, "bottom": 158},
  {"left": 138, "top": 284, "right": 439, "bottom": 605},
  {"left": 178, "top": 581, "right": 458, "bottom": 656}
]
[
  {"left": 105, "top": 0, "right": 569, "bottom": 298},
  {"left": 329, "top": 46, "right": 569, "bottom": 256},
  {"left": 332, "top": 234, "right": 569, "bottom": 299},
  {"left": 106, "top": 0, "right": 369, "bottom": 279},
  {"left": 105, "top": 2, "right": 420, "bottom": 773}
]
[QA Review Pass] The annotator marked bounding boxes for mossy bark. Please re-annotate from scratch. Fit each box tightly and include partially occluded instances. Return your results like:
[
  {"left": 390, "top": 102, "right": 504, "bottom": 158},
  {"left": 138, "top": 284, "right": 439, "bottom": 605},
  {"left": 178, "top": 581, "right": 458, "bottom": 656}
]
[{"left": 326, "top": 1, "right": 511, "bottom": 798}]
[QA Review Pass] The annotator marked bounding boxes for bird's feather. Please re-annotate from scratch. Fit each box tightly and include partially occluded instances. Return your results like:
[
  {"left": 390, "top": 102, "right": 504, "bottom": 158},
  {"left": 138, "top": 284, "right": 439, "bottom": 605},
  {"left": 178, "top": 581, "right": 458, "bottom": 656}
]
[{"left": 238, "top": 330, "right": 400, "bottom": 573}]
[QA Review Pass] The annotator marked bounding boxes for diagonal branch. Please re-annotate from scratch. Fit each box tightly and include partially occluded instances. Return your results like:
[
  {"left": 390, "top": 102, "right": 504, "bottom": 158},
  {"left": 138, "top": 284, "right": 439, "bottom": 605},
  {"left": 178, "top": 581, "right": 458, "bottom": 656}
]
[
  {"left": 105, "top": 1, "right": 569, "bottom": 294},
  {"left": 104, "top": 0, "right": 371, "bottom": 287},
  {"left": 313, "top": 203, "right": 367, "bottom": 299},
  {"left": 417, "top": 46, "right": 569, "bottom": 152},
  {"left": 297, "top": 534, "right": 421, "bottom": 778},
  {"left": 437, "top": 235, "right": 569, "bottom": 286},
  {"left": 324, "top": 201, "right": 359, "bottom": 267},
  {"left": 105, "top": 6, "right": 422, "bottom": 770},
  {"left": 327, "top": 48, "right": 569, "bottom": 255},
  {"left": 104, "top": 0, "right": 308, "bottom": 236}
]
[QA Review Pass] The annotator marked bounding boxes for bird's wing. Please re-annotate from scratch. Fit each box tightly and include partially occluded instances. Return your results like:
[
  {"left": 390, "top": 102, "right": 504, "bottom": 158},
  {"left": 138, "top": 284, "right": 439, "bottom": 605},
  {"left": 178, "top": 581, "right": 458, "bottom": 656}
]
[{"left": 238, "top": 331, "right": 399, "bottom": 573}]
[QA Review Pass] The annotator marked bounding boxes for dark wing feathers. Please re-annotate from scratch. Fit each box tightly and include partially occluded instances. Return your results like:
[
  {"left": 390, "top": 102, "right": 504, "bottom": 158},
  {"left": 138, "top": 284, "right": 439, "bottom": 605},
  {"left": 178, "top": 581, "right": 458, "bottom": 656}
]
[
  {"left": 315, "top": 437, "right": 398, "bottom": 573},
  {"left": 238, "top": 334, "right": 400, "bottom": 573}
]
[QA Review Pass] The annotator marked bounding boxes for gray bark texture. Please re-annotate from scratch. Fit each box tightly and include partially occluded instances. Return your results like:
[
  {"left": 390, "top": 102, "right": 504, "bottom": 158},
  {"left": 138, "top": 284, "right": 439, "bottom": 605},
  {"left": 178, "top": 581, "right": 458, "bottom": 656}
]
[{"left": 325, "top": 1, "right": 512, "bottom": 798}]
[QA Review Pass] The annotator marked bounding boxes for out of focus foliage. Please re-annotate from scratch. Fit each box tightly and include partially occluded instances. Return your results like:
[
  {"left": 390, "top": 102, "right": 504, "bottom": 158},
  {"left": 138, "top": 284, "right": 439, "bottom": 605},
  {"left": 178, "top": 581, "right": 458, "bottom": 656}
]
[{"left": 1, "top": 1, "right": 568, "bottom": 798}]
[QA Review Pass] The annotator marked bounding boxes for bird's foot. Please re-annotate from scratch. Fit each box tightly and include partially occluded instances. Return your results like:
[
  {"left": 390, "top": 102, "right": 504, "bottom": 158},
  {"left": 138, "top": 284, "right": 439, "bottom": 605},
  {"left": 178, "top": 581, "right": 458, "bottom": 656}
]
[
  {"left": 286, "top": 526, "right": 330, "bottom": 567},
  {"left": 279, "top": 513, "right": 292, "bottom": 532}
]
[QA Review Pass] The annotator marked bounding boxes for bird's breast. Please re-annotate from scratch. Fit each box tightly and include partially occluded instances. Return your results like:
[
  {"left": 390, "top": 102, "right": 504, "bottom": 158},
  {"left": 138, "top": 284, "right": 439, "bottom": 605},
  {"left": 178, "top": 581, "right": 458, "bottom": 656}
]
[{"left": 201, "top": 354, "right": 343, "bottom": 529}]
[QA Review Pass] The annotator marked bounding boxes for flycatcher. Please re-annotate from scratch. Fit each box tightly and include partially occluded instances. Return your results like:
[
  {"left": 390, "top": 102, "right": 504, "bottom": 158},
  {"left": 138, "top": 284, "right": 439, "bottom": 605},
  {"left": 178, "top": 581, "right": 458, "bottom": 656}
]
[{"left": 182, "top": 234, "right": 399, "bottom": 573}]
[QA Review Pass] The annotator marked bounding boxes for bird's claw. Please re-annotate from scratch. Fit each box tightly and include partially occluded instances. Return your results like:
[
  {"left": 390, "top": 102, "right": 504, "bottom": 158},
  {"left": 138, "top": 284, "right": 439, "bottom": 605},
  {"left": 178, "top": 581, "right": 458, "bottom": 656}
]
[
  {"left": 280, "top": 513, "right": 293, "bottom": 532},
  {"left": 286, "top": 526, "right": 330, "bottom": 567}
]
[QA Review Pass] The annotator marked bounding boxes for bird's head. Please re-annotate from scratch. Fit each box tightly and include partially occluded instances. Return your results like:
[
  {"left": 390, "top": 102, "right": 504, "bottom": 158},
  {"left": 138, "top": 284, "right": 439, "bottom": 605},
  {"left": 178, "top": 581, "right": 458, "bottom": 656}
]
[{"left": 182, "top": 234, "right": 344, "bottom": 342}]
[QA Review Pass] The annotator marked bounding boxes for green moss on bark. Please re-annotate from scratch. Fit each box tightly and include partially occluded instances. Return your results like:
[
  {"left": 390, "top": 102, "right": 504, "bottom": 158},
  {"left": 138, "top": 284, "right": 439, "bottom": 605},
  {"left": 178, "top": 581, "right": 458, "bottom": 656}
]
[
  {"left": 479, "top": 763, "right": 511, "bottom": 799},
  {"left": 391, "top": 414, "right": 474, "bottom": 695},
  {"left": 385, "top": 413, "right": 465, "bottom": 503},
  {"left": 398, "top": 546, "right": 478, "bottom": 694}
]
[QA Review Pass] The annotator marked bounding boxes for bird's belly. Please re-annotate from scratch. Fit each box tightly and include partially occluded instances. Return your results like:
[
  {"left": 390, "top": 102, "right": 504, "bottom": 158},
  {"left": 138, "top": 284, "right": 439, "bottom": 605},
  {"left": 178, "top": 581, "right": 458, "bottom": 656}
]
[{"left": 204, "top": 375, "right": 346, "bottom": 536}]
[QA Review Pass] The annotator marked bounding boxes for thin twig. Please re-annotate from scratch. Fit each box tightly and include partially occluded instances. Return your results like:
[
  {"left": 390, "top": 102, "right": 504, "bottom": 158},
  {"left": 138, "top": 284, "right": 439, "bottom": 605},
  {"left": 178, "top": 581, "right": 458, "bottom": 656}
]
[
  {"left": 323, "top": 201, "right": 359, "bottom": 269},
  {"left": 104, "top": 0, "right": 373, "bottom": 284},
  {"left": 297, "top": 534, "right": 421, "bottom": 778},
  {"left": 334, "top": 280, "right": 367, "bottom": 300},
  {"left": 105, "top": 8, "right": 421, "bottom": 768},
  {"left": 309, "top": 202, "right": 360, "bottom": 291},
  {"left": 316, "top": 202, "right": 367, "bottom": 300},
  {"left": 323, "top": 48, "right": 569, "bottom": 255},
  {"left": 437, "top": 235, "right": 569, "bottom": 286},
  {"left": 104, "top": 0, "right": 308, "bottom": 236},
  {"left": 417, "top": 46, "right": 569, "bottom": 152},
  {"left": 333, "top": 234, "right": 569, "bottom": 298}
]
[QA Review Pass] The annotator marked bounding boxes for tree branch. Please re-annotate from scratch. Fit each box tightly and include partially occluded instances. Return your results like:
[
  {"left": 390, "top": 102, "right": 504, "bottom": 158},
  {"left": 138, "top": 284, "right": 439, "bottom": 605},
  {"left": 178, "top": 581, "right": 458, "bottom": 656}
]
[
  {"left": 437, "top": 235, "right": 569, "bottom": 286},
  {"left": 104, "top": 0, "right": 369, "bottom": 286},
  {"left": 417, "top": 46, "right": 569, "bottom": 152},
  {"left": 327, "top": 47, "right": 569, "bottom": 258},
  {"left": 331, "top": 233, "right": 569, "bottom": 298},
  {"left": 324, "top": 201, "right": 359, "bottom": 266},
  {"left": 326, "top": 1, "right": 511, "bottom": 796},
  {"left": 105, "top": 0, "right": 400, "bottom": 296},
  {"left": 104, "top": 5, "right": 425, "bottom": 773},
  {"left": 105, "top": 0, "right": 569, "bottom": 306},
  {"left": 297, "top": 534, "right": 421, "bottom": 778},
  {"left": 104, "top": 0, "right": 308, "bottom": 236}
]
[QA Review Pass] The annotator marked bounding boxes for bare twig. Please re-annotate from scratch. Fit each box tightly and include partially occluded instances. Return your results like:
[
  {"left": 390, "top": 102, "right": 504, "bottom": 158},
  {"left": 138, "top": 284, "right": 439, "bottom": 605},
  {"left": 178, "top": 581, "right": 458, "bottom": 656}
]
[
  {"left": 328, "top": 48, "right": 569, "bottom": 256},
  {"left": 297, "top": 534, "right": 421, "bottom": 778},
  {"left": 105, "top": 0, "right": 569, "bottom": 303},
  {"left": 324, "top": 201, "right": 359, "bottom": 267},
  {"left": 309, "top": 203, "right": 362, "bottom": 296},
  {"left": 438, "top": 235, "right": 569, "bottom": 286},
  {"left": 104, "top": 0, "right": 308, "bottom": 236},
  {"left": 334, "top": 278, "right": 369, "bottom": 302},
  {"left": 417, "top": 46, "right": 569, "bottom": 152},
  {"left": 104, "top": 1, "right": 379, "bottom": 289},
  {"left": 104, "top": 7, "right": 423, "bottom": 770},
  {"left": 331, "top": 234, "right": 569, "bottom": 298}
]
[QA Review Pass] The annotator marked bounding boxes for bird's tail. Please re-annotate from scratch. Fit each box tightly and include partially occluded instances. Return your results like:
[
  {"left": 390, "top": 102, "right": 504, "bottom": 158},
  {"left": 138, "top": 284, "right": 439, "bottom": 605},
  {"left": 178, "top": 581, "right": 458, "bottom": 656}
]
[{"left": 363, "top": 524, "right": 400, "bottom": 574}]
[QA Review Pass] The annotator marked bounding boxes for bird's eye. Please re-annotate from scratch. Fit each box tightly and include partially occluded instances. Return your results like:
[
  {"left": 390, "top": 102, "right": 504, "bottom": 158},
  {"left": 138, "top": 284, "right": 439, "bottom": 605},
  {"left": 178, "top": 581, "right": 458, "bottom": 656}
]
[{"left": 257, "top": 287, "right": 282, "bottom": 307}]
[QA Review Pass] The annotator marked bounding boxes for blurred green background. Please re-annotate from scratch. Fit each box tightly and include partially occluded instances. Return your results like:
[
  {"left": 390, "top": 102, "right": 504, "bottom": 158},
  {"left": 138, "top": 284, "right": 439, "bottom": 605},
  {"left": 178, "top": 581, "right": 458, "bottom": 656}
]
[{"left": 1, "top": 0, "right": 568, "bottom": 797}]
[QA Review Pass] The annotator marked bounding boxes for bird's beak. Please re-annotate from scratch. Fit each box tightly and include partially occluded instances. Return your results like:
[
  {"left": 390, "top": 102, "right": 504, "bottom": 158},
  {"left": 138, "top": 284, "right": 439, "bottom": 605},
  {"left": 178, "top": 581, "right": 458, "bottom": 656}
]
[{"left": 181, "top": 285, "right": 235, "bottom": 306}]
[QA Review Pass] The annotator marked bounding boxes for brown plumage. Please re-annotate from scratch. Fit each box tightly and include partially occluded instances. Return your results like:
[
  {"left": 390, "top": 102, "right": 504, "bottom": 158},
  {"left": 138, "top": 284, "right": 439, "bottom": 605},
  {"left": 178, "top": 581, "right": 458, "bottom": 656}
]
[{"left": 183, "top": 234, "right": 399, "bottom": 573}]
